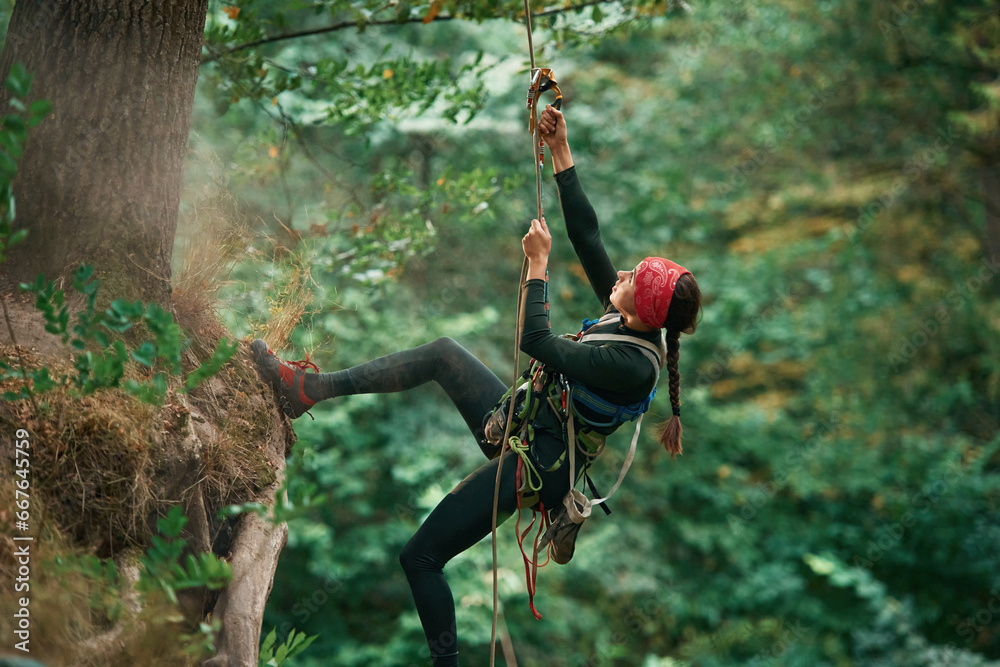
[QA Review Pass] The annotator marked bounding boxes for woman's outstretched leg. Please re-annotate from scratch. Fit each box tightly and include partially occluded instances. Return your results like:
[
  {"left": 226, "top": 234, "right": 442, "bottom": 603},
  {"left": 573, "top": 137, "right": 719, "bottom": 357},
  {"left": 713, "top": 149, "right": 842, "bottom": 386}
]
[
  {"left": 251, "top": 337, "right": 507, "bottom": 436},
  {"left": 399, "top": 449, "right": 523, "bottom": 666}
]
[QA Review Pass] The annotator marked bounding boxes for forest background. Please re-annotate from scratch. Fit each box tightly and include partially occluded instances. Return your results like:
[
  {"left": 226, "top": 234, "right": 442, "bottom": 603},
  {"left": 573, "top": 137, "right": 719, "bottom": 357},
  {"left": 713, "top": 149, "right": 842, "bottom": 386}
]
[{"left": 0, "top": 0, "right": 998, "bottom": 665}]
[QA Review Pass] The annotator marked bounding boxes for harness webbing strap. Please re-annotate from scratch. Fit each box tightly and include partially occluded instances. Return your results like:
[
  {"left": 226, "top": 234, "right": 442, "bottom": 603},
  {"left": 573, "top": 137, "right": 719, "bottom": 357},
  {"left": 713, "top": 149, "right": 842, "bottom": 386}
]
[
  {"left": 578, "top": 333, "right": 663, "bottom": 377},
  {"left": 566, "top": 392, "right": 641, "bottom": 508}
]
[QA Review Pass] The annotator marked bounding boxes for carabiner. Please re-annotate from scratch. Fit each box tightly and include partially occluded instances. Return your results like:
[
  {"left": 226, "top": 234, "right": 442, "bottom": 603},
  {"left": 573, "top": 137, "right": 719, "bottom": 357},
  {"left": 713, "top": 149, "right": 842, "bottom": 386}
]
[{"left": 526, "top": 67, "right": 563, "bottom": 134}]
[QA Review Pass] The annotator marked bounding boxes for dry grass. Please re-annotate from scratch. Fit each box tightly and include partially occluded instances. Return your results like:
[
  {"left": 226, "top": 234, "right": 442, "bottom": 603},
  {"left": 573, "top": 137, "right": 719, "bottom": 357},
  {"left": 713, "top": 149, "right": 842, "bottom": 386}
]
[
  {"left": 173, "top": 146, "right": 315, "bottom": 356},
  {"left": 173, "top": 188, "right": 254, "bottom": 363},
  {"left": 0, "top": 346, "right": 161, "bottom": 554},
  {"left": 0, "top": 512, "right": 213, "bottom": 666},
  {"left": 193, "top": 350, "right": 282, "bottom": 509},
  {"left": 0, "top": 336, "right": 289, "bottom": 664},
  {"left": 257, "top": 259, "right": 315, "bottom": 353},
  {"left": 173, "top": 191, "right": 251, "bottom": 300}
]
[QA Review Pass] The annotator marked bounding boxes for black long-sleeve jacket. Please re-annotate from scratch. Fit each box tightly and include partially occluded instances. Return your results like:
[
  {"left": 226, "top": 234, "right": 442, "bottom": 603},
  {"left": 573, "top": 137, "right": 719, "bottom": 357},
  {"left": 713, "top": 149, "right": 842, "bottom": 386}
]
[{"left": 518, "top": 166, "right": 662, "bottom": 444}]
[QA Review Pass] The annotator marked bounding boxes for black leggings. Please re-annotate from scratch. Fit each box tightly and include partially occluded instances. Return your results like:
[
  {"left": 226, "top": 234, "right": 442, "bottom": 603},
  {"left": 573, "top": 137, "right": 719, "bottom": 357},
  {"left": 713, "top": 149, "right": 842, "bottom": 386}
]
[{"left": 313, "top": 337, "right": 572, "bottom": 665}]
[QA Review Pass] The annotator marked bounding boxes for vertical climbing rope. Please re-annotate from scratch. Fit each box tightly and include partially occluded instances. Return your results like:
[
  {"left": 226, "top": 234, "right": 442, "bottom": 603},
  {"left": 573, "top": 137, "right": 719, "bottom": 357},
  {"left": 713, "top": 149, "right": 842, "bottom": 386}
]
[{"left": 489, "top": 0, "right": 551, "bottom": 664}]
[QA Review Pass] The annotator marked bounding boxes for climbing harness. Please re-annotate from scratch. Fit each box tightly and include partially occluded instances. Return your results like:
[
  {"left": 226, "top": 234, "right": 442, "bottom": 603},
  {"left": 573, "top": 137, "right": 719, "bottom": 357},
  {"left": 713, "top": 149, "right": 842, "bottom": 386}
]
[{"left": 485, "top": 311, "right": 662, "bottom": 628}]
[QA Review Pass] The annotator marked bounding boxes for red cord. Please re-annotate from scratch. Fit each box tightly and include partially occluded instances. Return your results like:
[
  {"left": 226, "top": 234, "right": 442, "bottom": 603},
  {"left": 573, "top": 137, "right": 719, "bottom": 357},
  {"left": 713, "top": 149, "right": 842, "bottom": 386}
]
[{"left": 514, "top": 458, "right": 549, "bottom": 620}]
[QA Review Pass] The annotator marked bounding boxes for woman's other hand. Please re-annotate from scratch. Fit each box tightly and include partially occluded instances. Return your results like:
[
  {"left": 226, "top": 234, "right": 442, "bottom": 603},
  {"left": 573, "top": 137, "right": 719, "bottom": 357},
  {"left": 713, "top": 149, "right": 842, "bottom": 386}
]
[
  {"left": 539, "top": 105, "right": 567, "bottom": 148},
  {"left": 522, "top": 218, "right": 551, "bottom": 263}
]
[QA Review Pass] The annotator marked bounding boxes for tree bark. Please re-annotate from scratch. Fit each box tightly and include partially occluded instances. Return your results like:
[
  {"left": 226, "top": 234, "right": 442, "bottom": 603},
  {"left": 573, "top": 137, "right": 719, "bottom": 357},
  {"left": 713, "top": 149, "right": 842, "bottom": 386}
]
[
  {"left": 0, "top": 0, "right": 210, "bottom": 306},
  {"left": 0, "top": 4, "right": 295, "bottom": 665},
  {"left": 204, "top": 512, "right": 290, "bottom": 667}
]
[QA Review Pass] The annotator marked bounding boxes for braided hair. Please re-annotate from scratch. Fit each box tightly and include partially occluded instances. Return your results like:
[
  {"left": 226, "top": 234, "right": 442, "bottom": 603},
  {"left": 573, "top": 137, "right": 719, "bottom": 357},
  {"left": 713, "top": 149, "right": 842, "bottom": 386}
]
[{"left": 657, "top": 273, "right": 701, "bottom": 458}]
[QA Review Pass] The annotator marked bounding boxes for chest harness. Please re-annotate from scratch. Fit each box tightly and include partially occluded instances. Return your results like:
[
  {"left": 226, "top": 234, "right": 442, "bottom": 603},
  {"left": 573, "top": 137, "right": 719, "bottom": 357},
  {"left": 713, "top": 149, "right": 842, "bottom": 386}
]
[{"left": 482, "top": 310, "right": 663, "bottom": 618}]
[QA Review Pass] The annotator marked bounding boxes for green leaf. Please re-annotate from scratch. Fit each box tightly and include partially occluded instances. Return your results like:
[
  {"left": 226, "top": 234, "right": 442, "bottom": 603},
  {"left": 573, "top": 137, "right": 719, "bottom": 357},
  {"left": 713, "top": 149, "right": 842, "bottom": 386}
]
[
  {"left": 158, "top": 506, "right": 188, "bottom": 538},
  {"left": 28, "top": 99, "right": 51, "bottom": 120},
  {"left": 8, "top": 228, "right": 27, "bottom": 246},
  {"left": 131, "top": 341, "right": 157, "bottom": 367},
  {"left": 290, "top": 634, "right": 318, "bottom": 659},
  {"left": 261, "top": 627, "right": 277, "bottom": 656},
  {"left": 215, "top": 502, "right": 267, "bottom": 520},
  {"left": 74, "top": 264, "right": 95, "bottom": 284},
  {"left": 4, "top": 63, "right": 29, "bottom": 98},
  {"left": 3, "top": 115, "right": 27, "bottom": 141},
  {"left": 0, "top": 128, "right": 23, "bottom": 158},
  {"left": 0, "top": 150, "right": 19, "bottom": 176}
]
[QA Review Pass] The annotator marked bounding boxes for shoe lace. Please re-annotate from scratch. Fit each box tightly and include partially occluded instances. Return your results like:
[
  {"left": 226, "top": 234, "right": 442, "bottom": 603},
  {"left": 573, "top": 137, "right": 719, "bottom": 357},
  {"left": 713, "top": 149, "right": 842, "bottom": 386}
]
[
  {"left": 286, "top": 355, "right": 321, "bottom": 373},
  {"left": 269, "top": 346, "right": 321, "bottom": 373}
]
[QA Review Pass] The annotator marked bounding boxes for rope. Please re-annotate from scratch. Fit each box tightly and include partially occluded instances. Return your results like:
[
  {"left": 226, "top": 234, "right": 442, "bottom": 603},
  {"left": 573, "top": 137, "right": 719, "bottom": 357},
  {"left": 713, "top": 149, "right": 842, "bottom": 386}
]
[
  {"left": 508, "top": 436, "right": 544, "bottom": 494},
  {"left": 489, "top": 267, "right": 527, "bottom": 667},
  {"left": 490, "top": 0, "right": 542, "bottom": 663},
  {"left": 524, "top": 0, "right": 536, "bottom": 71}
]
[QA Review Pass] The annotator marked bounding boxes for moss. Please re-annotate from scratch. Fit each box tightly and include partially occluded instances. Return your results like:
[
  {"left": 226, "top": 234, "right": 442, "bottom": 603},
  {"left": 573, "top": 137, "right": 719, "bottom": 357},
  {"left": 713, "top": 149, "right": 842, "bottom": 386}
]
[
  {"left": 0, "top": 337, "right": 286, "bottom": 552},
  {"left": 194, "top": 345, "right": 286, "bottom": 507},
  {"left": 0, "top": 311, "right": 289, "bottom": 662},
  {"left": 0, "top": 515, "right": 211, "bottom": 666}
]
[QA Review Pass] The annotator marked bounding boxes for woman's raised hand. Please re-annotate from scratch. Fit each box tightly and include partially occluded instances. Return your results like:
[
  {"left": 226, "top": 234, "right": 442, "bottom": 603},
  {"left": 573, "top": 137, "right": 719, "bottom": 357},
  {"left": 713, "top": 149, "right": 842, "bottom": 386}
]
[
  {"left": 522, "top": 217, "right": 551, "bottom": 263},
  {"left": 539, "top": 105, "right": 567, "bottom": 148}
]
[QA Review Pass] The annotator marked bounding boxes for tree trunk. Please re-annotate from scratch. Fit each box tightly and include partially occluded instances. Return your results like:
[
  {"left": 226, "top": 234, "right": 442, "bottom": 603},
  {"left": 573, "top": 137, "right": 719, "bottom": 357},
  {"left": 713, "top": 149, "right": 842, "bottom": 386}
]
[
  {"left": 204, "top": 512, "right": 290, "bottom": 667},
  {"left": 0, "top": 4, "right": 294, "bottom": 665},
  {"left": 0, "top": 0, "right": 209, "bottom": 306}
]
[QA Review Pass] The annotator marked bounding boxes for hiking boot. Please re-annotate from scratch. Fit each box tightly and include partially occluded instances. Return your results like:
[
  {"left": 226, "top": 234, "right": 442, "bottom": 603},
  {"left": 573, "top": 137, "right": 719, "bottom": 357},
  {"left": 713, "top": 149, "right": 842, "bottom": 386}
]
[
  {"left": 538, "top": 504, "right": 584, "bottom": 565},
  {"left": 250, "top": 339, "right": 321, "bottom": 419}
]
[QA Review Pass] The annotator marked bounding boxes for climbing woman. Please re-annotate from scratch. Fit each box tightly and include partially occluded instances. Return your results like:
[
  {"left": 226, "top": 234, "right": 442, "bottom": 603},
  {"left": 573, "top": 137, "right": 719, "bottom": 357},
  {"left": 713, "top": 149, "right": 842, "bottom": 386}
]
[{"left": 250, "top": 104, "right": 701, "bottom": 666}]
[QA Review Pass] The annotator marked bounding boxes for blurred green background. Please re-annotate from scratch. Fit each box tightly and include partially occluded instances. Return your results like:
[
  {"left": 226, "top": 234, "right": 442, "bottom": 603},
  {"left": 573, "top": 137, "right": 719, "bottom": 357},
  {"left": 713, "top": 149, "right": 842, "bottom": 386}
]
[{"left": 8, "top": 0, "right": 998, "bottom": 664}]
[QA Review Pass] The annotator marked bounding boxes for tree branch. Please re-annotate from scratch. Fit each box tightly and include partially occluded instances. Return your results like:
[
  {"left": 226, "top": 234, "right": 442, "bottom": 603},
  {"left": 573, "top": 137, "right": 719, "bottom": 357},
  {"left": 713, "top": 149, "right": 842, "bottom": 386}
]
[{"left": 201, "top": 0, "right": 611, "bottom": 65}]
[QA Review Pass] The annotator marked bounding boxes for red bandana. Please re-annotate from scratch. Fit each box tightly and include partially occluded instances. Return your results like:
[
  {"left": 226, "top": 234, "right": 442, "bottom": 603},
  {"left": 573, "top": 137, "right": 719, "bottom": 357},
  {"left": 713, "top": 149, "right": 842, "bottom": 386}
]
[{"left": 633, "top": 257, "right": 691, "bottom": 329}]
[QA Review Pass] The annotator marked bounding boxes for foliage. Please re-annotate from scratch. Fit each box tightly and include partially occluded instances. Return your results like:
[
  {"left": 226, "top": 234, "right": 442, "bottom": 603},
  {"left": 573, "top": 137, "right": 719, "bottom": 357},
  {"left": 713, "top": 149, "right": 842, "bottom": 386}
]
[
  {"left": 0, "top": 64, "right": 237, "bottom": 407},
  {"left": 48, "top": 505, "right": 233, "bottom": 658},
  {"left": 259, "top": 626, "right": 319, "bottom": 667},
  {"left": 0, "top": 62, "right": 48, "bottom": 262},
  {"left": 2, "top": 0, "right": 998, "bottom": 664},
  {"left": 221, "top": 0, "right": 999, "bottom": 664},
  {"left": 218, "top": 441, "right": 329, "bottom": 524},
  {"left": 0, "top": 265, "right": 239, "bottom": 403},
  {"left": 136, "top": 505, "right": 233, "bottom": 606}
]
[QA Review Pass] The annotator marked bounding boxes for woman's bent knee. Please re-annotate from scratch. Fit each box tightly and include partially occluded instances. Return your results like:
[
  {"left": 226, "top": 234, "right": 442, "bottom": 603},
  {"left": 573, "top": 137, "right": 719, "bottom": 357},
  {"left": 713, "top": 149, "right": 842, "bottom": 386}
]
[
  {"left": 431, "top": 336, "right": 461, "bottom": 356},
  {"left": 400, "top": 539, "right": 441, "bottom": 576}
]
